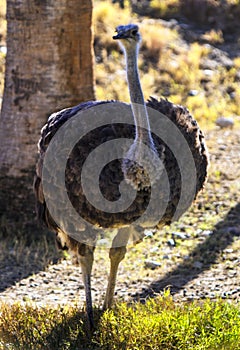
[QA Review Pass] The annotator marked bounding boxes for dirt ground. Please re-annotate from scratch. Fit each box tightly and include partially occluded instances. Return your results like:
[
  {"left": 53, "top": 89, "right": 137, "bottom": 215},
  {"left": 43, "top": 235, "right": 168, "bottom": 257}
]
[{"left": 0, "top": 127, "right": 239, "bottom": 308}]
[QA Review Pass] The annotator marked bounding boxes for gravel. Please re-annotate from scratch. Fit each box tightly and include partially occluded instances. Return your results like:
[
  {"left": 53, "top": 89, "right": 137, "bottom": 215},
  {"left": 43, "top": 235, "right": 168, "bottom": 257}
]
[{"left": 0, "top": 129, "right": 239, "bottom": 308}]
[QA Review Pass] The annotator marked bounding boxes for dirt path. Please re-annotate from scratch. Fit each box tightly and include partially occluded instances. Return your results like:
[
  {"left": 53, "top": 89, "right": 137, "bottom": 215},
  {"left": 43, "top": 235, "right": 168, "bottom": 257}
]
[{"left": 0, "top": 128, "right": 239, "bottom": 308}]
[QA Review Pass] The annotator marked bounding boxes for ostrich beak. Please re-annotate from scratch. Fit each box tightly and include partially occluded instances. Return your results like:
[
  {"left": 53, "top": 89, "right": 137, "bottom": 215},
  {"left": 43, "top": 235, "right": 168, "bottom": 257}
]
[
  {"left": 113, "top": 26, "right": 128, "bottom": 40},
  {"left": 112, "top": 32, "right": 125, "bottom": 40}
]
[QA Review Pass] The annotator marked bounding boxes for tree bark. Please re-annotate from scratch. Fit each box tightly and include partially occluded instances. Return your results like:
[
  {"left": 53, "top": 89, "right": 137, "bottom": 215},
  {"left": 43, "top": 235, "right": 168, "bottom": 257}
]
[
  {"left": 0, "top": 0, "right": 95, "bottom": 238},
  {"left": 0, "top": 0, "right": 94, "bottom": 177}
]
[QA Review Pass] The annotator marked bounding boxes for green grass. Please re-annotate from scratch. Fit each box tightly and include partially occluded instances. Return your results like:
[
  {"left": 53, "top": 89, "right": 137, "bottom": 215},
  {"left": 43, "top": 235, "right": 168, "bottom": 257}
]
[{"left": 1, "top": 293, "right": 239, "bottom": 349}]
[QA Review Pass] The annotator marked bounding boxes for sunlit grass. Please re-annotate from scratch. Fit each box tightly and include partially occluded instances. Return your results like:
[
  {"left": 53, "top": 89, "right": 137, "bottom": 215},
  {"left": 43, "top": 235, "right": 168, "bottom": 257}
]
[
  {"left": 100, "top": 295, "right": 240, "bottom": 350},
  {"left": 150, "top": 0, "right": 180, "bottom": 17},
  {"left": 202, "top": 29, "right": 224, "bottom": 45},
  {"left": 1, "top": 294, "right": 239, "bottom": 349},
  {"left": 0, "top": 0, "right": 6, "bottom": 44},
  {"left": 93, "top": 1, "right": 240, "bottom": 128},
  {"left": 93, "top": 0, "right": 134, "bottom": 47}
]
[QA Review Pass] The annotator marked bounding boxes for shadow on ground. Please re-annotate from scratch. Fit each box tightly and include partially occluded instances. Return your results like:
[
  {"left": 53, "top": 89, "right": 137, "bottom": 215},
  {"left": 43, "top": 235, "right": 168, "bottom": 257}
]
[
  {"left": 0, "top": 229, "right": 59, "bottom": 293},
  {"left": 0, "top": 172, "right": 61, "bottom": 293},
  {"left": 133, "top": 203, "right": 240, "bottom": 301},
  {"left": 40, "top": 308, "right": 103, "bottom": 350}
]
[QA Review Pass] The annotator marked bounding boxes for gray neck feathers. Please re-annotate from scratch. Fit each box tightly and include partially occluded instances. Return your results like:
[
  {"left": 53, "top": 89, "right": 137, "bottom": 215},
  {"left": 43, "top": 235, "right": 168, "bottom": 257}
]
[{"left": 124, "top": 44, "right": 153, "bottom": 144}]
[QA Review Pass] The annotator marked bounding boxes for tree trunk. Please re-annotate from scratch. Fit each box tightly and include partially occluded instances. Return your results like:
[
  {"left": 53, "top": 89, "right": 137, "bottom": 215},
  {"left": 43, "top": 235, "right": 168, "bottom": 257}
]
[{"left": 0, "top": 0, "right": 95, "bottom": 238}]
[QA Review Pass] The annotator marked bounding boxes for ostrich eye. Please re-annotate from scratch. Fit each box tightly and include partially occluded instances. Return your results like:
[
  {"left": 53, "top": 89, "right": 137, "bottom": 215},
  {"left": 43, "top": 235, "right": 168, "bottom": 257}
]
[{"left": 131, "top": 29, "right": 138, "bottom": 36}]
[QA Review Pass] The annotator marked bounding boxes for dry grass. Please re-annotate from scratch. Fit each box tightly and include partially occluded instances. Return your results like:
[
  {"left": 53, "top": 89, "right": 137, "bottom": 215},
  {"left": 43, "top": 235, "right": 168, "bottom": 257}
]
[
  {"left": 0, "top": 0, "right": 6, "bottom": 43},
  {"left": 149, "top": 0, "right": 180, "bottom": 18},
  {"left": 201, "top": 29, "right": 224, "bottom": 45},
  {"left": 93, "top": 1, "right": 240, "bottom": 128}
]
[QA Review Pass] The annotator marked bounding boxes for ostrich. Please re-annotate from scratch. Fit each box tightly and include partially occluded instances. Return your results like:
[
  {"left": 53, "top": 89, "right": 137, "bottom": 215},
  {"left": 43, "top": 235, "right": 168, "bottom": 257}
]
[{"left": 34, "top": 24, "right": 208, "bottom": 328}]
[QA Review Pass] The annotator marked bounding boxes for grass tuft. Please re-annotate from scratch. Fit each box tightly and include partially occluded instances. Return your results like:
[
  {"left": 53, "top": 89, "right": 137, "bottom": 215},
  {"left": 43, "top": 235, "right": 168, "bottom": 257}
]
[
  {"left": 99, "top": 294, "right": 240, "bottom": 350},
  {"left": 1, "top": 294, "right": 240, "bottom": 349},
  {"left": 0, "top": 303, "right": 90, "bottom": 350}
]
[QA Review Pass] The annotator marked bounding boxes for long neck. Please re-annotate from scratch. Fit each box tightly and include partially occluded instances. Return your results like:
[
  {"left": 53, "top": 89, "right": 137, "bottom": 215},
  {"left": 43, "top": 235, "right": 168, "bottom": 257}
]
[{"left": 125, "top": 45, "right": 153, "bottom": 143}]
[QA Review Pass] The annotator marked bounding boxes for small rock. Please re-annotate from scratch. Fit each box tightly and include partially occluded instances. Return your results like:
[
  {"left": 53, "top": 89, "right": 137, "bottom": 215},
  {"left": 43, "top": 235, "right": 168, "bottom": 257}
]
[
  {"left": 19, "top": 281, "right": 27, "bottom": 286},
  {"left": 30, "top": 282, "right": 39, "bottom": 287},
  {"left": 188, "top": 89, "right": 199, "bottom": 96},
  {"left": 221, "top": 291, "right": 228, "bottom": 299},
  {"left": 225, "top": 248, "right": 233, "bottom": 254},
  {"left": 144, "top": 229, "right": 154, "bottom": 238},
  {"left": 228, "top": 271, "right": 237, "bottom": 278},
  {"left": 0, "top": 46, "right": 7, "bottom": 54},
  {"left": 162, "top": 255, "right": 169, "bottom": 260},
  {"left": 203, "top": 69, "right": 214, "bottom": 77},
  {"left": 202, "top": 230, "right": 213, "bottom": 236},
  {"left": 172, "top": 231, "right": 188, "bottom": 239},
  {"left": 193, "top": 261, "right": 203, "bottom": 269},
  {"left": 144, "top": 260, "right": 161, "bottom": 269},
  {"left": 195, "top": 228, "right": 203, "bottom": 236},
  {"left": 150, "top": 246, "right": 159, "bottom": 253},
  {"left": 215, "top": 116, "right": 234, "bottom": 129},
  {"left": 167, "top": 238, "right": 176, "bottom": 247},
  {"left": 208, "top": 48, "right": 233, "bottom": 70},
  {"left": 229, "top": 92, "right": 236, "bottom": 100}
]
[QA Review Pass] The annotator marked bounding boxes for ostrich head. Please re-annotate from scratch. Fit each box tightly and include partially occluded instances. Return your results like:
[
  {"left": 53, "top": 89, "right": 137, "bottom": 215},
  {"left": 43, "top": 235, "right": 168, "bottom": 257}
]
[{"left": 113, "top": 24, "right": 141, "bottom": 51}]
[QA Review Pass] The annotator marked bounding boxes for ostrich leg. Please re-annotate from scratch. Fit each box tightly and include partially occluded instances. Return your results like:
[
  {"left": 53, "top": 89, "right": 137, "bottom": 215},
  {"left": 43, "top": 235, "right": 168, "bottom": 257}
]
[
  {"left": 78, "top": 244, "right": 95, "bottom": 329},
  {"left": 103, "top": 227, "right": 131, "bottom": 310}
]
